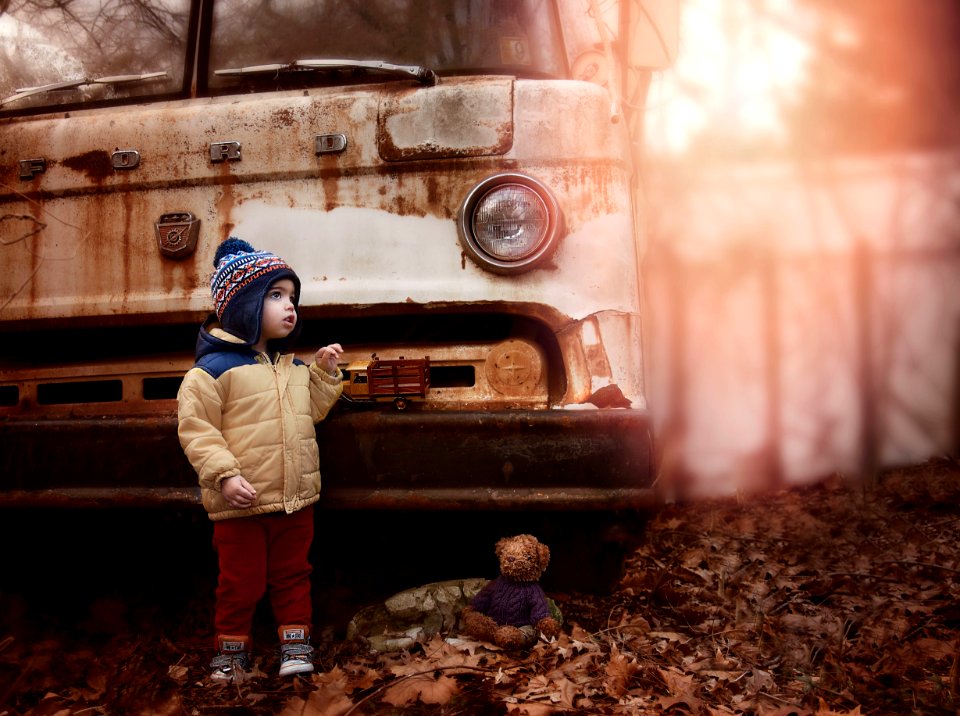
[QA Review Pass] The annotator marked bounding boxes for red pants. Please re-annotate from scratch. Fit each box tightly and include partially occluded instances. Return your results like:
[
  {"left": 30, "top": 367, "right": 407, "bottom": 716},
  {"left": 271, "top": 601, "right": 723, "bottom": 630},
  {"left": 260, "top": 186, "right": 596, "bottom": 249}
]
[{"left": 212, "top": 505, "right": 314, "bottom": 640}]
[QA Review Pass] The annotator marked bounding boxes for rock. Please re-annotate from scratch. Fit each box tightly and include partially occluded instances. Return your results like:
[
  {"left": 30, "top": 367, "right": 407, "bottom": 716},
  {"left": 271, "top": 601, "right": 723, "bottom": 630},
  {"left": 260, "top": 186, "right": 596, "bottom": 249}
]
[{"left": 346, "top": 578, "right": 488, "bottom": 652}]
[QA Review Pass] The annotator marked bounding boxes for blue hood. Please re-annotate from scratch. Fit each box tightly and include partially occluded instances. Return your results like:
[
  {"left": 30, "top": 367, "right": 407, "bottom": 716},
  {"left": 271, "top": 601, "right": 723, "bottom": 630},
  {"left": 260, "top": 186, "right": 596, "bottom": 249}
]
[{"left": 217, "top": 266, "right": 302, "bottom": 349}]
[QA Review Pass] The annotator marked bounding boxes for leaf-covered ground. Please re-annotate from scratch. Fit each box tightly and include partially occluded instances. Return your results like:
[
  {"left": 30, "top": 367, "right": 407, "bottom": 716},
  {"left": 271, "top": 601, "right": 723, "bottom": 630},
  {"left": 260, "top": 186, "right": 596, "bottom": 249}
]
[{"left": 2, "top": 457, "right": 960, "bottom": 714}]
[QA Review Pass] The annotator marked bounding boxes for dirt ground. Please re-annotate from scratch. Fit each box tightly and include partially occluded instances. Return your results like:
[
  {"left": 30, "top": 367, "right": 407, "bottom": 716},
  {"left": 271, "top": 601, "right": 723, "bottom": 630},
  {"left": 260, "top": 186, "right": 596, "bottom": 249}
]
[{"left": 2, "top": 457, "right": 960, "bottom": 714}]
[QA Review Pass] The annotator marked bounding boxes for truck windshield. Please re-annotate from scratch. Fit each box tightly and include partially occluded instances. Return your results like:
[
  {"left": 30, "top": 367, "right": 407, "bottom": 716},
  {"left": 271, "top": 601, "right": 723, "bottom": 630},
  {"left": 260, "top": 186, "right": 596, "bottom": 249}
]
[
  {"left": 208, "top": 0, "right": 567, "bottom": 92},
  {"left": 0, "top": 0, "right": 191, "bottom": 113},
  {"left": 1, "top": 0, "right": 568, "bottom": 113}
]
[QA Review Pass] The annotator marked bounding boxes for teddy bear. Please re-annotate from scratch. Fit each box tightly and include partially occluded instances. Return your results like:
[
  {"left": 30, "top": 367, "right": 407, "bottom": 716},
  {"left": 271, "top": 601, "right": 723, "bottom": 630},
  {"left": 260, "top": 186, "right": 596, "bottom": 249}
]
[{"left": 460, "top": 534, "right": 561, "bottom": 649}]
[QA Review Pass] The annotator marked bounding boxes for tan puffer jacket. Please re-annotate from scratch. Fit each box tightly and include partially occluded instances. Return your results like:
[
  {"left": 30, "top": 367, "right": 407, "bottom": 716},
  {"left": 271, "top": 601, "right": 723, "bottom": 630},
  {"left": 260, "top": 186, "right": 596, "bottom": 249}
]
[{"left": 177, "top": 336, "right": 342, "bottom": 521}]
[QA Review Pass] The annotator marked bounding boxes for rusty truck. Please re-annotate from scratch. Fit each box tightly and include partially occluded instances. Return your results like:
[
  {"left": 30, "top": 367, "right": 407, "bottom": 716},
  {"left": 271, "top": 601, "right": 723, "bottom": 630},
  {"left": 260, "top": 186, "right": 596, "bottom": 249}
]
[{"left": 0, "top": 0, "right": 677, "bottom": 519}]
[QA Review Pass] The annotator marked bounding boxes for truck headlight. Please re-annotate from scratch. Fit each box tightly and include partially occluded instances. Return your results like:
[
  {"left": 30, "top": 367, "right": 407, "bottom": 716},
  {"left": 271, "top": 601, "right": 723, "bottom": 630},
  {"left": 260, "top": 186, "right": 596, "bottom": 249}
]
[{"left": 457, "top": 173, "right": 562, "bottom": 274}]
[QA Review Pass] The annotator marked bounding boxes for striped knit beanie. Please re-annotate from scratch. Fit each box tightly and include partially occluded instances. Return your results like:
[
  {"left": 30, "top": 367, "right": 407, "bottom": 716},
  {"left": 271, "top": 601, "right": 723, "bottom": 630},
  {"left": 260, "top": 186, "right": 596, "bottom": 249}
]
[{"left": 210, "top": 237, "right": 301, "bottom": 344}]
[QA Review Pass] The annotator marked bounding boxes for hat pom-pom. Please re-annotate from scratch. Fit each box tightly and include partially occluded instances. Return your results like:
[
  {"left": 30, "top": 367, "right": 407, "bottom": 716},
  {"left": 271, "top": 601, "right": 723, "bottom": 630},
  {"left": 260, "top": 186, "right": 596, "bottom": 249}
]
[{"left": 213, "top": 237, "right": 255, "bottom": 268}]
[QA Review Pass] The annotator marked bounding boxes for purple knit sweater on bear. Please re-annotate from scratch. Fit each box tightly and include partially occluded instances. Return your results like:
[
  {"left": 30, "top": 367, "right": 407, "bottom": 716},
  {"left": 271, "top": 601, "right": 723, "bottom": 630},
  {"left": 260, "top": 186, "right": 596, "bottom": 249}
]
[{"left": 470, "top": 576, "right": 551, "bottom": 627}]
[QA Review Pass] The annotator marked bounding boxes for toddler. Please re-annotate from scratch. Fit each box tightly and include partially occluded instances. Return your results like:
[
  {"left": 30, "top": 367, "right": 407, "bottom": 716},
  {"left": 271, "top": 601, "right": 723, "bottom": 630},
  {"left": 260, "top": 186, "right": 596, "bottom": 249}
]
[{"left": 177, "top": 237, "right": 343, "bottom": 681}]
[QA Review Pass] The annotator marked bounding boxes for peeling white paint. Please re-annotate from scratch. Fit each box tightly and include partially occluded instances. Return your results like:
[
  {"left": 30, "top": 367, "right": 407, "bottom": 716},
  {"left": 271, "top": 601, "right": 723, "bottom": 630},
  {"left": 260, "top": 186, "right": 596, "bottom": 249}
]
[{"left": 231, "top": 202, "right": 640, "bottom": 322}]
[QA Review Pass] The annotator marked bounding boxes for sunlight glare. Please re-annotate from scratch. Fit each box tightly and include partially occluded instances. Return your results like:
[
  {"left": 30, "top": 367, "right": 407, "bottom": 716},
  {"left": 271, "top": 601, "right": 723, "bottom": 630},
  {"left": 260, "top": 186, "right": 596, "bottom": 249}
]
[{"left": 646, "top": 0, "right": 813, "bottom": 156}]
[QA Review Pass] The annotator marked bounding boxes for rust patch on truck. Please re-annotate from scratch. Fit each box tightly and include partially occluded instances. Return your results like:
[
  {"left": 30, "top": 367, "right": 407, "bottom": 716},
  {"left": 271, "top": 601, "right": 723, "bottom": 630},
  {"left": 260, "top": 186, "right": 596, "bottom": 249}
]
[
  {"left": 62, "top": 150, "right": 113, "bottom": 183},
  {"left": 215, "top": 162, "right": 239, "bottom": 240},
  {"left": 320, "top": 166, "right": 339, "bottom": 213},
  {"left": 271, "top": 107, "right": 298, "bottom": 128},
  {"left": 0, "top": 213, "right": 46, "bottom": 311}
]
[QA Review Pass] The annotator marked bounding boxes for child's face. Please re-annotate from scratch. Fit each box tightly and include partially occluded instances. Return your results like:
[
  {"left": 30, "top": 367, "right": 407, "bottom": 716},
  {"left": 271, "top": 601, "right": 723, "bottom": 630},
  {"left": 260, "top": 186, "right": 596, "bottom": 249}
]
[{"left": 260, "top": 278, "right": 298, "bottom": 343}]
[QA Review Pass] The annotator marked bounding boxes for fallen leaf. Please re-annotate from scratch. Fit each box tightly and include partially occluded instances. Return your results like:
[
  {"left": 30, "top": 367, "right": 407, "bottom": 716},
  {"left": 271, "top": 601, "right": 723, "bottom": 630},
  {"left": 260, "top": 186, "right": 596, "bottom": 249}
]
[
  {"left": 381, "top": 673, "right": 459, "bottom": 707},
  {"left": 603, "top": 645, "right": 639, "bottom": 698},
  {"left": 508, "top": 704, "right": 561, "bottom": 715},
  {"left": 167, "top": 664, "right": 189, "bottom": 683},
  {"left": 815, "top": 697, "right": 861, "bottom": 715}
]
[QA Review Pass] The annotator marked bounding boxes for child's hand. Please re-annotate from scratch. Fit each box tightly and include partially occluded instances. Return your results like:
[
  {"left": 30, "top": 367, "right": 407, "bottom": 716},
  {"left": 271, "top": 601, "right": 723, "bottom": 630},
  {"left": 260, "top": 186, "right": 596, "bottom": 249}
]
[
  {"left": 315, "top": 343, "right": 343, "bottom": 376},
  {"left": 222, "top": 474, "right": 257, "bottom": 509}
]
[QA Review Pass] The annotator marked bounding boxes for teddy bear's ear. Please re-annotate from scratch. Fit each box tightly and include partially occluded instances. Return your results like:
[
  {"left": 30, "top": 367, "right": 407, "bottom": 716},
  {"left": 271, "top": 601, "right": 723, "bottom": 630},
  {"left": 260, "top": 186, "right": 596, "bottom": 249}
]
[{"left": 537, "top": 542, "right": 551, "bottom": 570}]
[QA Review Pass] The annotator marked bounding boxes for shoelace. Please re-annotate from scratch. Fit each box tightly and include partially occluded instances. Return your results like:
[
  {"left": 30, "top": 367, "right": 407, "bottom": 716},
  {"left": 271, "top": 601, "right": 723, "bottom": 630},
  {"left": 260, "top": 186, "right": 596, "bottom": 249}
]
[
  {"left": 211, "top": 652, "right": 248, "bottom": 672},
  {"left": 280, "top": 643, "right": 313, "bottom": 661}
]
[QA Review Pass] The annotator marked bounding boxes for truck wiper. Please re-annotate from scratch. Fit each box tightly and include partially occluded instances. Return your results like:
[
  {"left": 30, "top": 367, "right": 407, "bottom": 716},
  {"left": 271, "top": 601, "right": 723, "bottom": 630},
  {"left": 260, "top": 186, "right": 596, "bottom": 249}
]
[
  {"left": 214, "top": 59, "right": 437, "bottom": 86},
  {"left": 1, "top": 72, "right": 168, "bottom": 107}
]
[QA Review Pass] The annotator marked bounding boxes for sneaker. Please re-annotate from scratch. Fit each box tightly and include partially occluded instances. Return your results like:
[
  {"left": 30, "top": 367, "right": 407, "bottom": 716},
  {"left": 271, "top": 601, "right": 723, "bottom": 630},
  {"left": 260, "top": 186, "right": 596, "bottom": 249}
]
[
  {"left": 278, "top": 624, "right": 314, "bottom": 677},
  {"left": 210, "top": 634, "right": 250, "bottom": 682}
]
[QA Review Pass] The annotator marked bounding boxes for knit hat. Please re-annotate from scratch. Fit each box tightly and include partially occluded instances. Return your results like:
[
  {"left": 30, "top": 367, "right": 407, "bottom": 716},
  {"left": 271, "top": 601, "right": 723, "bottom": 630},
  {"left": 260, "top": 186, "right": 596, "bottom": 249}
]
[{"left": 210, "top": 237, "right": 302, "bottom": 346}]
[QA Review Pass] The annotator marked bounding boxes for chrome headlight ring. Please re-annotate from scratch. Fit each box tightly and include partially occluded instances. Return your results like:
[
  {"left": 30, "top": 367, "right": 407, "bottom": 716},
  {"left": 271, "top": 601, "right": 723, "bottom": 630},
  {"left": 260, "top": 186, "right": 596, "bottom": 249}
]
[{"left": 457, "top": 173, "right": 563, "bottom": 274}]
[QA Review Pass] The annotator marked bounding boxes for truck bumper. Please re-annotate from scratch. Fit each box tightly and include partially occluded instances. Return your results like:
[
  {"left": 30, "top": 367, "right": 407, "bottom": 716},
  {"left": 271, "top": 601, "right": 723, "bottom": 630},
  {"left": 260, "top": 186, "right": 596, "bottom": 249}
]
[{"left": 0, "top": 408, "right": 656, "bottom": 510}]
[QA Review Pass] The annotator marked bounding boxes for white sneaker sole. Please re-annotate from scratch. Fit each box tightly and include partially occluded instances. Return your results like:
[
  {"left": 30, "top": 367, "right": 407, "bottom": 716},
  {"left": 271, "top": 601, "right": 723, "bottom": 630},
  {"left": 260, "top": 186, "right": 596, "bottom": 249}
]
[
  {"left": 211, "top": 670, "right": 247, "bottom": 683},
  {"left": 279, "top": 661, "right": 314, "bottom": 677}
]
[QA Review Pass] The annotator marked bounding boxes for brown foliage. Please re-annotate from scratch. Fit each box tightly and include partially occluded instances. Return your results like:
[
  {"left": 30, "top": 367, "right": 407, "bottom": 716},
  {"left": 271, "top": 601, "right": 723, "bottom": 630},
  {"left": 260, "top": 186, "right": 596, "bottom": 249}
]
[{"left": 2, "top": 457, "right": 960, "bottom": 714}]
